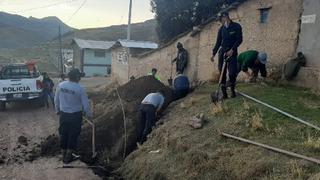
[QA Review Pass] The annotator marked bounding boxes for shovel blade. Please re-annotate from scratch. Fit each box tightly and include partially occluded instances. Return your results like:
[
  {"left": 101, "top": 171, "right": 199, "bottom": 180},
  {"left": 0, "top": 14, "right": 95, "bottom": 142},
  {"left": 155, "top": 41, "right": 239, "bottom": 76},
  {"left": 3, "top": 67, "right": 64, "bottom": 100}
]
[
  {"left": 168, "top": 78, "right": 173, "bottom": 86},
  {"left": 210, "top": 90, "right": 224, "bottom": 104}
]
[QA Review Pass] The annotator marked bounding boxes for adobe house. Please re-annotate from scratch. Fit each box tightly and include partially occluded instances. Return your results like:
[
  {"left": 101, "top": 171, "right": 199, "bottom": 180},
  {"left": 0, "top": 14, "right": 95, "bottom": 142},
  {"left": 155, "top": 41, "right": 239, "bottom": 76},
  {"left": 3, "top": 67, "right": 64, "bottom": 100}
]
[
  {"left": 72, "top": 38, "right": 115, "bottom": 77},
  {"left": 295, "top": 0, "right": 320, "bottom": 90},
  {"left": 111, "top": 39, "right": 158, "bottom": 84},
  {"left": 111, "top": 0, "right": 320, "bottom": 91}
]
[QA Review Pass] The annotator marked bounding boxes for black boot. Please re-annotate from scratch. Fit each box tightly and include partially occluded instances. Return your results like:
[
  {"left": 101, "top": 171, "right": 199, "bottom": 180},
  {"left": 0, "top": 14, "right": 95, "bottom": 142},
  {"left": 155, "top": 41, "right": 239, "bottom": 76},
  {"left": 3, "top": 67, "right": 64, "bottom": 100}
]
[
  {"left": 221, "top": 85, "right": 228, "bottom": 99},
  {"left": 63, "top": 149, "right": 76, "bottom": 164},
  {"left": 230, "top": 84, "right": 237, "bottom": 98},
  {"left": 61, "top": 149, "right": 66, "bottom": 161}
]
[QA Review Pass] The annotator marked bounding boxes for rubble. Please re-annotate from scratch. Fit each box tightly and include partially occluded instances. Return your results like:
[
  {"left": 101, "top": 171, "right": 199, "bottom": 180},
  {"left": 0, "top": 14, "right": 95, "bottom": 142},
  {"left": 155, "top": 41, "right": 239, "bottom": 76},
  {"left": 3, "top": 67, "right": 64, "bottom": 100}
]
[
  {"left": 38, "top": 76, "right": 173, "bottom": 176},
  {"left": 188, "top": 113, "right": 204, "bottom": 129}
]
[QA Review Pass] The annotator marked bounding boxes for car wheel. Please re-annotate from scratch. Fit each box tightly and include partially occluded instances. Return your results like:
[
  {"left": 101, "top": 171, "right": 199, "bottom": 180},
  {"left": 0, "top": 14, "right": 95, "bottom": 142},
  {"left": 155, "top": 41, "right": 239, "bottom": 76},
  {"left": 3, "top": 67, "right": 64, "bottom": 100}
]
[
  {"left": 0, "top": 102, "right": 6, "bottom": 111},
  {"left": 35, "top": 98, "right": 45, "bottom": 108}
]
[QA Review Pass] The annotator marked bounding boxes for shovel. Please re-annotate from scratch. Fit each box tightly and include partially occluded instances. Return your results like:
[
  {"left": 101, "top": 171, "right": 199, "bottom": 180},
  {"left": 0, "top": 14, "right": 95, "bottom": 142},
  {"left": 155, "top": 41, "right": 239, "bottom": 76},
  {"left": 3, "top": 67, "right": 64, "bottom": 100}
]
[
  {"left": 168, "top": 62, "right": 174, "bottom": 86},
  {"left": 211, "top": 56, "right": 230, "bottom": 104},
  {"left": 84, "top": 117, "right": 97, "bottom": 158}
]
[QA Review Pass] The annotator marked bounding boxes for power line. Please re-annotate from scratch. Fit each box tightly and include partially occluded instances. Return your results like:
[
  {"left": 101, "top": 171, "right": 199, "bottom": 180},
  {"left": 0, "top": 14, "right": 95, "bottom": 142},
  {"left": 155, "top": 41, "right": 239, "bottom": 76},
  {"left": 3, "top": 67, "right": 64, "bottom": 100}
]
[
  {"left": 67, "top": 0, "right": 87, "bottom": 22},
  {"left": 12, "top": 0, "right": 79, "bottom": 13}
]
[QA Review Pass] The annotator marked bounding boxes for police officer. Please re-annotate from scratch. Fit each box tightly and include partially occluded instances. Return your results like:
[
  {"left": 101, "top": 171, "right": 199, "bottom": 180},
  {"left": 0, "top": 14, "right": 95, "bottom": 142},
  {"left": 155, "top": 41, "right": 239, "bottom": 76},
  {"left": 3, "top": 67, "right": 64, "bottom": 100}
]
[
  {"left": 54, "top": 68, "right": 92, "bottom": 164},
  {"left": 211, "top": 12, "right": 243, "bottom": 98}
]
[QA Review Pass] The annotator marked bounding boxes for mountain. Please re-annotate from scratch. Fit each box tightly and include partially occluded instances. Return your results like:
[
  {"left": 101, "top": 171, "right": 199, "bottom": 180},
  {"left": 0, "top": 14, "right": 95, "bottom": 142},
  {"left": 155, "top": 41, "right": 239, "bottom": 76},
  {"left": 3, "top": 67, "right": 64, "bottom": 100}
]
[
  {"left": 0, "top": 18, "right": 158, "bottom": 73},
  {"left": 0, "top": 11, "right": 74, "bottom": 48},
  {"left": 58, "top": 19, "right": 158, "bottom": 43}
]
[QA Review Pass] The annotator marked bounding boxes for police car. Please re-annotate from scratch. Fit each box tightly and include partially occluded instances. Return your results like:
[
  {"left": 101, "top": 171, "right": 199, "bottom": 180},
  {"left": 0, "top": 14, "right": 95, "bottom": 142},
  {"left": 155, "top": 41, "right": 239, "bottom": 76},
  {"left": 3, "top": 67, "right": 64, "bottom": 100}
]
[{"left": 0, "top": 63, "right": 44, "bottom": 110}]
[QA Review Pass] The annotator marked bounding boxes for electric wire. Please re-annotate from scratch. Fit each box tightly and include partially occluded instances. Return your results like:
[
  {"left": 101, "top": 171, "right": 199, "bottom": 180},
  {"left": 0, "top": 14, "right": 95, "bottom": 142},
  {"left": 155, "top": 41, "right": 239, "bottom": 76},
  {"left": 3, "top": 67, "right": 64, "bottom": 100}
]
[
  {"left": 12, "top": 0, "right": 79, "bottom": 13},
  {"left": 67, "top": 0, "right": 87, "bottom": 22}
]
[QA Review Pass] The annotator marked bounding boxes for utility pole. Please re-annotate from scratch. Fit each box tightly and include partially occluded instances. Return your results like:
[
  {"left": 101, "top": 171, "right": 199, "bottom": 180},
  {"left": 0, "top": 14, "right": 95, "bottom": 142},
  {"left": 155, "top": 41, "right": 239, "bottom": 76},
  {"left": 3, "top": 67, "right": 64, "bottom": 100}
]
[
  {"left": 58, "top": 25, "right": 63, "bottom": 74},
  {"left": 127, "top": 0, "right": 132, "bottom": 40}
]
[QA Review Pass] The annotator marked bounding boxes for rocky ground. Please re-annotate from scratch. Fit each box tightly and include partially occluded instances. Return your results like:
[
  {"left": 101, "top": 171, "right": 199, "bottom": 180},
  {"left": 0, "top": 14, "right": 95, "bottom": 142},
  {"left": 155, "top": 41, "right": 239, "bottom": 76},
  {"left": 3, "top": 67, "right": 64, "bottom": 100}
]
[{"left": 0, "top": 77, "right": 110, "bottom": 180}]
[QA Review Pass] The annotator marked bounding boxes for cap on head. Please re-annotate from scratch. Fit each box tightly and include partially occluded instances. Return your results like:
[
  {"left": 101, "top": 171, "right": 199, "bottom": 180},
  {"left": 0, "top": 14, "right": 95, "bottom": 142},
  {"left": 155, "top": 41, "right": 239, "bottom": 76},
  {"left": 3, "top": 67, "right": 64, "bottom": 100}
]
[
  {"left": 219, "top": 12, "right": 229, "bottom": 19},
  {"left": 68, "top": 68, "right": 82, "bottom": 79},
  {"left": 257, "top": 52, "right": 268, "bottom": 64}
]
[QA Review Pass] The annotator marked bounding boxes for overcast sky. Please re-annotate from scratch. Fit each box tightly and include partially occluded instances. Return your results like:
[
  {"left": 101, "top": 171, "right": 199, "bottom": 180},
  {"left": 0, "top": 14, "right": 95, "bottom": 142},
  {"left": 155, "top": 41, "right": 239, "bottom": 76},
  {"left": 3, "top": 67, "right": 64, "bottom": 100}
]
[{"left": 0, "top": 0, "right": 154, "bottom": 29}]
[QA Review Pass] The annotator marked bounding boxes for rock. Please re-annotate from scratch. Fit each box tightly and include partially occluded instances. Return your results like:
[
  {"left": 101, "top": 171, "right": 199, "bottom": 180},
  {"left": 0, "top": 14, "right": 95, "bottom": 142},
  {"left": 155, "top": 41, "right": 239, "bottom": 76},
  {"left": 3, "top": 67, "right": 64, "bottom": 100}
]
[
  {"left": 180, "top": 102, "right": 186, "bottom": 108},
  {"left": 188, "top": 114, "right": 204, "bottom": 129},
  {"left": 0, "top": 155, "right": 5, "bottom": 164},
  {"left": 18, "top": 136, "right": 28, "bottom": 146}
]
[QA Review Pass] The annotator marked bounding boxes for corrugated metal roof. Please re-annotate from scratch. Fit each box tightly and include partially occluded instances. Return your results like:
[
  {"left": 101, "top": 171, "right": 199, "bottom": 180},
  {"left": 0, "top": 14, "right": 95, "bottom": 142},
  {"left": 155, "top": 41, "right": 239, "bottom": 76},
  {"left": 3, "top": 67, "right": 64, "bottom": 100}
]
[
  {"left": 117, "top": 39, "right": 158, "bottom": 49},
  {"left": 73, "top": 38, "right": 115, "bottom": 50}
]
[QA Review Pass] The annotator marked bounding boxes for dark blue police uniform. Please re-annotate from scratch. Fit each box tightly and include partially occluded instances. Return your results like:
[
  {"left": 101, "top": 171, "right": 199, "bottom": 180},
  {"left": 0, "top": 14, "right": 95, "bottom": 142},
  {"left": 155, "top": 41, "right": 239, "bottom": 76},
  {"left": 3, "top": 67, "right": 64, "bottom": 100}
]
[{"left": 212, "top": 21, "right": 243, "bottom": 95}]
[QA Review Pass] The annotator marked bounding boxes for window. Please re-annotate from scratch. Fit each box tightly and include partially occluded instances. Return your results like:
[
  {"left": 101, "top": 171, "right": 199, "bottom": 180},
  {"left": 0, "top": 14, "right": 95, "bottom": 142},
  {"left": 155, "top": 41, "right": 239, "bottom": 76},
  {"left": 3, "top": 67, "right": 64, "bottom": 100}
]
[
  {"left": 94, "top": 50, "right": 106, "bottom": 57},
  {"left": 117, "top": 48, "right": 128, "bottom": 65},
  {"left": 1, "top": 65, "right": 40, "bottom": 79},
  {"left": 260, "top": 8, "right": 270, "bottom": 23}
]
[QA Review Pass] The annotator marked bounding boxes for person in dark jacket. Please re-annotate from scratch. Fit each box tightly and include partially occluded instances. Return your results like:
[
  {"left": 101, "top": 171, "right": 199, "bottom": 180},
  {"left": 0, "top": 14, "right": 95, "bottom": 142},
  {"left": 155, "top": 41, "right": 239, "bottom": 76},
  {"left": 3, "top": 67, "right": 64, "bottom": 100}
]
[
  {"left": 211, "top": 12, "right": 243, "bottom": 98},
  {"left": 284, "top": 52, "right": 306, "bottom": 80},
  {"left": 42, "top": 72, "right": 55, "bottom": 108},
  {"left": 172, "top": 42, "right": 188, "bottom": 74},
  {"left": 237, "top": 50, "right": 268, "bottom": 82},
  {"left": 173, "top": 73, "right": 190, "bottom": 100}
]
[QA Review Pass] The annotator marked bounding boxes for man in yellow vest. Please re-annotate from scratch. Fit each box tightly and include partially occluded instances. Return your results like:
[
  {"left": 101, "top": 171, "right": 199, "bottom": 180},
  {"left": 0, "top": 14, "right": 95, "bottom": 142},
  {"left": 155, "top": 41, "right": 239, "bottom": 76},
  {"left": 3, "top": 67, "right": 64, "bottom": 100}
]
[{"left": 148, "top": 68, "right": 161, "bottom": 81}]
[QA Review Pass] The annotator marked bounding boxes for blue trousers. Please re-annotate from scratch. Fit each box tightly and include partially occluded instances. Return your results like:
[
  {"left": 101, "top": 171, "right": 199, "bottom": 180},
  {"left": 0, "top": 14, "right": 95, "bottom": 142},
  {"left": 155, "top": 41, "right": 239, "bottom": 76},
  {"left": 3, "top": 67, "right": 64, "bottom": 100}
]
[
  {"left": 59, "top": 111, "right": 83, "bottom": 150},
  {"left": 43, "top": 90, "right": 54, "bottom": 107},
  {"left": 139, "top": 104, "right": 156, "bottom": 144},
  {"left": 218, "top": 51, "right": 238, "bottom": 86}
]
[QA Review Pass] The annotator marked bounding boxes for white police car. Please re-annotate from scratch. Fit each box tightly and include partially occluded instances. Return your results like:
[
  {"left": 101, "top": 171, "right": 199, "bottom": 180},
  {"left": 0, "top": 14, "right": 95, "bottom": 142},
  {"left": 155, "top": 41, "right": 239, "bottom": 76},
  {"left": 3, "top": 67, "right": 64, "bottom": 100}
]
[{"left": 0, "top": 63, "right": 44, "bottom": 110}]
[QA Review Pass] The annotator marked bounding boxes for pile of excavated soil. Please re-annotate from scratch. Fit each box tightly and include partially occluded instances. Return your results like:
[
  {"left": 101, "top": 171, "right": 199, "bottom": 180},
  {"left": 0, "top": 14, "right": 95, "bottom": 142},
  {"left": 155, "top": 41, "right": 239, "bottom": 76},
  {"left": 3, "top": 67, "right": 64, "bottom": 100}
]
[
  {"left": 80, "top": 76, "right": 172, "bottom": 165},
  {"left": 40, "top": 134, "right": 60, "bottom": 157},
  {"left": 40, "top": 76, "right": 173, "bottom": 176}
]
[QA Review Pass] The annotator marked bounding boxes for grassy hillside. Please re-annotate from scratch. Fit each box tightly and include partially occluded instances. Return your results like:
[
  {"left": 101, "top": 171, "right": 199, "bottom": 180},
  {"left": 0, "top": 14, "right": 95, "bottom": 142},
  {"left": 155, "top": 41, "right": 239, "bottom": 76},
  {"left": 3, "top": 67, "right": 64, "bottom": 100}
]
[
  {"left": 0, "top": 45, "right": 59, "bottom": 73},
  {"left": 0, "top": 19, "right": 158, "bottom": 73},
  {"left": 119, "top": 83, "right": 320, "bottom": 179},
  {"left": 58, "top": 19, "right": 158, "bottom": 44},
  {"left": 0, "top": 12, "right": 74, "bottom": 48},
  {"left": 0, "top": 26, "right": 46, "bottom": 48}
]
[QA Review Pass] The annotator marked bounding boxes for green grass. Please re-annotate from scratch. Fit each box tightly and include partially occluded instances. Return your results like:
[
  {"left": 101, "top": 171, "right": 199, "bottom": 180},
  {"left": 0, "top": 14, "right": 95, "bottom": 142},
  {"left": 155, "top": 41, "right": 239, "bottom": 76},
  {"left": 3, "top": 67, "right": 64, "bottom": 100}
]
[{"left": 120, "top": 83, "right": 320, "bottom": 180}]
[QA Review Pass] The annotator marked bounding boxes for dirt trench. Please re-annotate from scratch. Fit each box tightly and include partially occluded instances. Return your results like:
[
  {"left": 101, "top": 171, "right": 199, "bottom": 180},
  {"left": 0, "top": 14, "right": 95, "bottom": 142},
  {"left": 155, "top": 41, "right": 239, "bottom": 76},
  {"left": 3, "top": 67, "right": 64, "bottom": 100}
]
[
  {"left": 0, "top": 102, "right": 99, "bottom": 180},
  {"left": 40, "top": 76, "right": 174, "bottom": 178}
]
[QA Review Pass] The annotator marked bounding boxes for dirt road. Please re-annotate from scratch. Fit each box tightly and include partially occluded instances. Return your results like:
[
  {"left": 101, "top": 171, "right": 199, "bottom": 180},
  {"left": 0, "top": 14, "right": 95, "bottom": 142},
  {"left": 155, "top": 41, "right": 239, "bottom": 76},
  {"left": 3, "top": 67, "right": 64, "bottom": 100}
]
[{"left": 0, "top": 77, "right": 110, "bottom": 180}]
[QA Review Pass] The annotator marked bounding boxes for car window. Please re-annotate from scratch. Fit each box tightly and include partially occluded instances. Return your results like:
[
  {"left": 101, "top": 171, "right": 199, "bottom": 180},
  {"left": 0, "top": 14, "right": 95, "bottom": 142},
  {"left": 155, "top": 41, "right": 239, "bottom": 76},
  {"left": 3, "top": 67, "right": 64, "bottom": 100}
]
[{"left": 1, "top": 65, "right": 40, "bottom": 79}]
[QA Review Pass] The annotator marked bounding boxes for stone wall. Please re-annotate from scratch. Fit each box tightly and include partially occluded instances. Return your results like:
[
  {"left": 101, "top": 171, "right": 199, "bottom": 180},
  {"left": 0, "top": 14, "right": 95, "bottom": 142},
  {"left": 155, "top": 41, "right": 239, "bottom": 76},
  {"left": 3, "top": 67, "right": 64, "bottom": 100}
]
[
  {"left": 112, "top": 47, "right": 129, "bottom": 85},
  {"left": 114, "top": 0, "right": 305, "bottom": 87},
  {"left": 292, "top": 0, "right": 320, "bottom": 90}
]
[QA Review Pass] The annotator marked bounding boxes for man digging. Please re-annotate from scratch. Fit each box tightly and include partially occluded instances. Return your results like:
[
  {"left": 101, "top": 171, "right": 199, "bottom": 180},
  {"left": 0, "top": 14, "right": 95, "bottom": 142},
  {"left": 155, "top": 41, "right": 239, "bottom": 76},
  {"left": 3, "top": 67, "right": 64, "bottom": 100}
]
[
  {"left": 55, "top": 69, "right": 92, "bottom": 164},
  {"left": 139, "top": 90, "right": 165, "bottom": 144},
  {"left": 237, "top": 50, "right": 268, "bottom": 82},
  {"left": 211, "top": 12, "right": 243, "bottom": 98}
]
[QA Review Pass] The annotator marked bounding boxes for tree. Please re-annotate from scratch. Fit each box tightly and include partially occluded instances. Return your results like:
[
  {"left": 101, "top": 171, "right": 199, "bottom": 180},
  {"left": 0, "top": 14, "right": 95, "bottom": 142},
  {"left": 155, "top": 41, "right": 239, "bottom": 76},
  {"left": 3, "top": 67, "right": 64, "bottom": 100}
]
[{"left": 151, "top": 0, "right": 231, "bottom": 42}]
